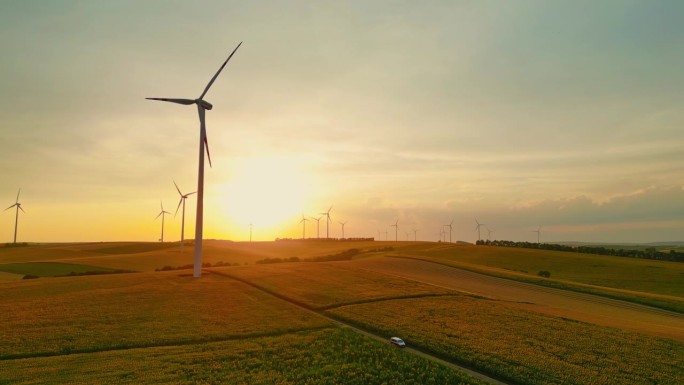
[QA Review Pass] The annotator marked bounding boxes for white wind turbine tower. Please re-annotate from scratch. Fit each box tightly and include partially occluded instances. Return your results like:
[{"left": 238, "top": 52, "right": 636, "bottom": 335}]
[
  {"left": 390, "top": 219, "right": 399, "bottom": 241},
  {"left": 174, "top": 181, "right": 196, "bottom": 253},
  {"left": 311, "top": 216, "right": 322, "bottom": 239},
  {"left": 339, "top": 221, "right": 347, "bottom": 239},
  {"left": 4, "top": 189, "right": 25, "bottom": 244},
  {"left": 319, "top": 206, "right": 332, "bottom": 239},
  {"left": 475, "top": 219, "right": 485, "bottom": 242},
  {"left": 533, "top": 226, "right": 542, "bottom": 244},
  {"left": 155, "top": 201, "right": 171, "bottom": 242},
  {"left": 445, "top": 219, "right": 454, "bottom": 243},
  {"left": 147, "top": 42, "right": 242, "bottom": 278},
  {"left": 299, "top": 214, "right": 309, "bottom": 240}
]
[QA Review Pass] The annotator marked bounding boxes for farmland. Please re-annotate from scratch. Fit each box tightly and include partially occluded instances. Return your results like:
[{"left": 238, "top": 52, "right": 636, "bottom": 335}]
[
  {"left": 394, "top": 243, "right": 684, "bottom": 312},
  {"left": 1, "top": 240, "right": 682, "bottom": 384},
  {"left": 0, "top": 328, "right": 485, "bottom": 385}
]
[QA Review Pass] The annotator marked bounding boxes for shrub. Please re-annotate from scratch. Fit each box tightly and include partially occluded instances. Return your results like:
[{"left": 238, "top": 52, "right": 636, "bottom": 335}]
[{"left": 537, "top": 270, "right": 551, "bottom": 278}]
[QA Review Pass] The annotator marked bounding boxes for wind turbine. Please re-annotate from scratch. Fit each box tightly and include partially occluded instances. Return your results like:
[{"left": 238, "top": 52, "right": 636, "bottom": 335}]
[
  {"left": 299, "top": 214, "right": 309, "bottom": 239},
  {"left": 155, "top": 201, "right": 171, "bottom": 242},
  {"left": 339, "top": 221, "right": 347, "bottom": 239},
  {"left": 174, "top": 181, "right": 196, "bottom": 253},
  {"left": 412, "top": 229, "right": 418, "bottom": 241},
  {"left": 445, "top": 219, "right": 454, "bottom": 243},
  {"left": 533, "top": 226, "right": 542, "bottom": 244},
  {"left": 249, "top": 223, "right": 253, "bottom": 242},
  {"left": 4, "top": 189, "right": 25, "bottom": 244},
  {"left": 486, "top": 226, "right": 494, "bottom": 241},
  {"left": 390, "top": 219, "right": 399, "bottom": 241},
  {"left": 147, "top": 42, "right": 242, "bottom": 278},
  {"left": 475, "top": 219, "right": 485, "bottom": 241},
  {"left": 404, "top": 231, "right": 409, "bottom": 241},
  {"left": 311, "top": 216, "right": 322, "bottom": 239},
  {"left": 319, "top": 206, "right": 332, "bottom": 239}
]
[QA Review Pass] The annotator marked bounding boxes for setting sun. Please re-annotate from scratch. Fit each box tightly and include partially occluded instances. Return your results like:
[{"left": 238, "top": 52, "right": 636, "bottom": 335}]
[{"left": 214, "top": 156, "right": 312, "bottom": 235}]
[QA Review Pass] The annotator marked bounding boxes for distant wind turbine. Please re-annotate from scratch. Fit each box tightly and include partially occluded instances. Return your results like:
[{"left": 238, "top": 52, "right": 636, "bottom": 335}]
[
  {"left": 391, "top": 219, "right": 399, "bottom": 241},
  {"left": 319, "top": 206, "right": 333, "bottom": 239},
  {"left": 147, "top": 41, "right": 242, "bottom": 278},
  {"left": 155, "top": 201, "right": 171, "bottom": 242},
  {"left": 339, "top": 221, "right": 347, "bottom": 239},
  {"left": 4, "top": 189, "right": 25, "bottom": 244},
  {"left": 533, "top": 226, "right": 542, "bottom": 244},
  {"left": 445, "top": 219, "right": 454, "bottom": 243},
  {"left": 486, "top": 226, "right": 494, "bottom": 241},
  {"left": 249, "top": 223, "right": 253, "bottom": 242},
  {"left": 311, "top": 216, "right": 322, "bottom": 239},
  {"left": 413, "top": 229, "right": 418, "bottom": 241},
  {"left": 475, "top": 219, "right": 485, "bottom": 241},
  {"left": 404, "top": 231, "right": 409, "bottom": 241},
  {"left": 174, "top": 181, "right": 196, "bottom": 253},
  {"left": 299, "top": 214, "right": 309, "bottom": 239}
]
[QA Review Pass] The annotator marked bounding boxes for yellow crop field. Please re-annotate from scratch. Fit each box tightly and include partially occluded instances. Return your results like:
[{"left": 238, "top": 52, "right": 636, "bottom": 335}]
[
  {"left": 328, "top": 296, "right": 684, "bottom": 385},
  {"left": 0, "top": 271, "right": 329, "bottom": 358},
  {"left": 220, "top": 262, "right": 454, "bottom": 309},
  {"left": 0, "top": 240, "right": 399, "bottom": 275},
  {"left": 0, "top": 328, "right": 486, "bottom": 384}
]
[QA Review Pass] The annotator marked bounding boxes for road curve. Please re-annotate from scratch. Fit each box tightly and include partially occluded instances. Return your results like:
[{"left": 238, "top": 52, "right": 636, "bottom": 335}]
[{"left": 344, "top": 256, "right": 684, "bottom": 342}]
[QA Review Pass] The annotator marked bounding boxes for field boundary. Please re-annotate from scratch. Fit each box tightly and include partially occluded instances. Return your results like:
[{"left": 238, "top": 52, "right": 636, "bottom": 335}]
[
  {"left": 210, "top": 268, "right": 511, "bottom": 385},
  {"left": 391, "top": 254, "right": 684, "bottom": 314},
  {"left": 0, "top": 325, "right": 331, "bottom": 362}
]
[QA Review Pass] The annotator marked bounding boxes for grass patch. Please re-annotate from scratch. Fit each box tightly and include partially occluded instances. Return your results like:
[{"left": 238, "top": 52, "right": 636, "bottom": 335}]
[
  {"left": 219, "top": 263, "right": 454, "bottom": 309},
  {"left": 327, "top": 296, "right": 684, "bottom": 385},
  {"left": 0, "top": 262, "right": 132, "bottom": 277},
  {"left": 0, "top": 328, "right": 486, "bottom": 385},
  {"left": 0, "top": 271, "right": 330, "bottom": 359}
]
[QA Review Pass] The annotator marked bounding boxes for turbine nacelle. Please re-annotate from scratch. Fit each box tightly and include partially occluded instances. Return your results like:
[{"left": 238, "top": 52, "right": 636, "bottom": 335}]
[{"left": 197, "top": 99, "right": 213, "bottom": 110}]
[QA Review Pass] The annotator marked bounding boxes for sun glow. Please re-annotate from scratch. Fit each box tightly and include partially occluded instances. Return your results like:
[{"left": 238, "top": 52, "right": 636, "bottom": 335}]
[{"left": 214, "top": 156, "right": 313, "bottom": 238}]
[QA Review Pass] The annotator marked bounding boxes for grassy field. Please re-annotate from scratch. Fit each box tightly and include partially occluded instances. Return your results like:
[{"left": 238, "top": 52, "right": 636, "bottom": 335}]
[
  {"left": 2, "top": 240, "right": 682, "bottom": 384},
  {"left": 328, "top": 296, "right": 683, "bottom": 385},
  {"left": 0, "top": 240, "right": 398, "bottom": 275},
  {"left": 218, "top": 260, "right": 683, "bottom": 384},
  {"left": 0, "top": 262, "right": 128, "bottom": 277},
  {"left": 0, "top": 328, "right": 485, "bottom": 385},
  {"left": 223, "top": 262, "right": 454, "bottom": 309},
  {"left": 0, "top": 271, "right": 329, "bottom": 359},
  {"left": 393, "top": 243, "right": 684, "bottom": 312}
]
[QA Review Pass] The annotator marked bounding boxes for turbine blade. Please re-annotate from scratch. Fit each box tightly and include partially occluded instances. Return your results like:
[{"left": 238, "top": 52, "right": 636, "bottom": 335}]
[
  {"left": 155, "top": 212, "right": 162, "bottom": 220},
  {"left": 146, "top": 98, "right": 196, "bottom": 105},
  {"left": 199, "top": 42, "right": 243, "bottom": 100},
  {"left": 204, "top": 136, "right": 213, "bottom": 168},
  {"left": 16, "top": 189, "right": 21, "bottom": 203},
  {"left": 4, "top": 204, "right": 16, "bottom": 211},
  {"left": 187, "top": 191, "right": 197, "bottom": 196},
  {"left": 19, "top": 206, "right": 26, "bottom": 213},
  {"left": 175, "top": 198, "right": 183, "bottom": 217},
  {"left": 174, "top": 181, "right": 182, "bottom": 196}
]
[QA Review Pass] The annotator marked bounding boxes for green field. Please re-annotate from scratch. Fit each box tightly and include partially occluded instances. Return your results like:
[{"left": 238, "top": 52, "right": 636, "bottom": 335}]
[
  {"left": 0, "top": 328, "right": 484, "bottom": 385},
  {"left": 0, "top": 262, "right": 129, "bottom": 277},
  {"left": 394, "top": 244, "right": 684, "bottom": 312},
  {"left": 1, "top": 240, "right": 682, "bottom": 384},
  {"left": 220, "top": 261, "right": 684, "bottom": 385}
]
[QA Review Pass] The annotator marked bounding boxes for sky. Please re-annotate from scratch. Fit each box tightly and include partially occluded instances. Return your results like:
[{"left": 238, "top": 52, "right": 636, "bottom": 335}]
[{"left": 1, "top": 1, "right": 683, "bottom": 244}]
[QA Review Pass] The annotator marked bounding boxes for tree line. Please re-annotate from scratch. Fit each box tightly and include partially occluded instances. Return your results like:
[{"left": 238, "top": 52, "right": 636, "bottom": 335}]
[{"left": 475, "top": 239, "right": 684, "bottom": 262}]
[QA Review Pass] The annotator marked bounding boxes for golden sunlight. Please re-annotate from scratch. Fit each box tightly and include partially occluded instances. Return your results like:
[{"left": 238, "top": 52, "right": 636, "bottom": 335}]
[{"left": 215, "top": 156, "right": 312, "bottom": 232}]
